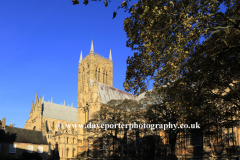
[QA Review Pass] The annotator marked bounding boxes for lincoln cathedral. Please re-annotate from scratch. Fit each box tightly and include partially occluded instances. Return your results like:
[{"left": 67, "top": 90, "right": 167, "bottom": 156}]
[
  {"left": 22, "top": 41, "right": 240, "bottom": 160},
  {"left": 24, "top": 41, "right": 142, "bottom": 159}
]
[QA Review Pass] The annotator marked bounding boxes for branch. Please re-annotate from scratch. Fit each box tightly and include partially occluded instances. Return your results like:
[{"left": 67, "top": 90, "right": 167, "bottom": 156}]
[
  {"left": 204, "top": 25, "right": 236, "bottom": 31},
  {"left": 220, "top": 39, "right": 240, "bottom": 49},
  {"left": 217, "top": 12, "right": 238, "bottom": 28}
]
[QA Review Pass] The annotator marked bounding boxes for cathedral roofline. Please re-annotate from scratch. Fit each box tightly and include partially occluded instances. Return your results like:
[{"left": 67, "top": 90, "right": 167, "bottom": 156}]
[
  {"left": 41, "top": 101, "right": 78, "bottom": 123},
  {"left": 89, "top": 79, "right": 138, "bottom": 104}
]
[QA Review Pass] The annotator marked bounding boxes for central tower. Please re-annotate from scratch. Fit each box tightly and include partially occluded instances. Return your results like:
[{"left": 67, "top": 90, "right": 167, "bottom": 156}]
[
  {"left": 77, "top": 40, "right": 113, "bottom": 107},
  {"left": 77, "top": 41, "right": 113, "bottom": 156}
]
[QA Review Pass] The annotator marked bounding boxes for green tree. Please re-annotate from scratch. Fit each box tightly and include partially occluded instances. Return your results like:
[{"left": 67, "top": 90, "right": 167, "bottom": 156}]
[
  {"left": 142, "top": 28, "right": 240, "bottom": 159},
  {"left": 90, "top": 99, "right": 146, "bottom": 159},
  {"left": 142, "top": 88, "right": 191, "bottom": 159},
  {"left": 184, "top": 28, "right": 240, "bottom": 159},
  {"left": 123, "top": 0, "right": 240, "bottom": 94}
]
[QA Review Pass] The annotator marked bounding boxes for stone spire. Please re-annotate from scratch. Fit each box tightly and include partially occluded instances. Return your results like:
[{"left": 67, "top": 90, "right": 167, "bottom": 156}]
[
  {"left": 63, "top": 100, "right": 65, "bottom": 106},
  {"left": 109, "top": 49, "right": 112, "bottom": 61},
  {"left": 51, "top": 97, "right": 53, "bottom": 103},
  {"left": 30, "top": 100, "right": 34, "bottom": 113},
  {"left": 90, "top": 40, "right": 94, "bottom": 54},
  {"left": 42, "top": 95, "right": 44, "bottom": 101},
  {"left": 79, "top": 49, "right": 82, "bottom": 63},
  {"left": 35, "top": 92, "right": 38, "bottom": 104}
]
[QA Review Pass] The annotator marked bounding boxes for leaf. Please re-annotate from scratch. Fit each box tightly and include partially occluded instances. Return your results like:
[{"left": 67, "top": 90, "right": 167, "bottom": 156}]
[
  {"left": 129, "top": 6, "right": 133, "bottom": 13},
  {"left": 113, "top": 12, "right": 117, "bottom": 19},
  {"left": 72, "top": 0, "right": 79, "bottom": 5},
  {"left": 104, "top": 1, "right": 108, "bottom": 7},
  {"left": 121, "top": 1, "right": 127, "bottom": 7},
  {"left": 83, "top": 0, "right": 88, "bottom": 6}
]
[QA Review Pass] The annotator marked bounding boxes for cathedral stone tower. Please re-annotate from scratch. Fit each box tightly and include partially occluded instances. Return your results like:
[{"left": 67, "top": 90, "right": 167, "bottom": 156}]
[
  {"left": 77, "top": 40, "right": 113, "bottom": 106},
  {"left": 77, "top": 41, "right": 113, "bottom": 154},
  {"left": 77, "top": 40, "right": 113, "bottom": 122}
]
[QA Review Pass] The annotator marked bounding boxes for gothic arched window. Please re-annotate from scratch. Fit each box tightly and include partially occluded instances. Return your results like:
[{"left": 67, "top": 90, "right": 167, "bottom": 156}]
[
  {"left": 45, "top": 120, "right": 48, "bottom": 132},
  {"left": 48, "top": 142, "right": 51, "bottom": 154},
  {"left": 66, "top": 148, "right": 69, "bottom": 157},
  {"left": 82, "top": 67, "right": 85, "bottom": 87},
  {"left": 72, "top": 148, "right": 75, "bottom": 157},
  {"left": 98, "top": 68, "right": 100, "bottom": 82},
  {"left": 106, "top": 72, "right": 108, "bottom": 84},
  {"left": 82, "top": 74, "right": 84, "bottom": 87},
  {"left": 59, "top": 123, "right": 62, "bottom": 130},
  {"left": 95, "top": 67, "right": 97, "bottom": 80},
  {"left": 103, "top": 70, "right": 105, "bottom": 84}
]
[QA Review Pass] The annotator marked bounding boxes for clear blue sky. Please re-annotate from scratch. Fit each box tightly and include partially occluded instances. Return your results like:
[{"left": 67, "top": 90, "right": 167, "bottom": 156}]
[
  {"left": 0, "top": 1, "right": 226, "bottom": 128},
  {"left": 0, "top": 0, "right": 139, "bottom": 128}
]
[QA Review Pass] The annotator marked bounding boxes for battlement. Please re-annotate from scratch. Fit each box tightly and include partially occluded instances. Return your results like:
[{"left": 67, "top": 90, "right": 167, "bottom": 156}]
[
  {"left": 80, "top": 52, "right": 110, "bottom": 63},
  {"left": 94, "top": 53, "right": 110, "bottom": 61}
]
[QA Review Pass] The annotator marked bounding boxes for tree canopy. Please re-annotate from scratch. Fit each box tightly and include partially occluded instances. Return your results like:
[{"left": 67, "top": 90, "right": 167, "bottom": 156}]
[{"left": 123, "top": 0, "right": 240, "bottom": 95}]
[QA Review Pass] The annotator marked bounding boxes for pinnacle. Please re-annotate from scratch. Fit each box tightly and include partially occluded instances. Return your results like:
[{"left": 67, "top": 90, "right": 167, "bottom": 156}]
[
  {"left": 109, "top": 49, "right": 112, "bottom": 61},
  {"left": 79, "top": 49, "right": 83, "bottom": 63},
  {"left": 90, "top": 40, "right": 94, "bottom": 54}
]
